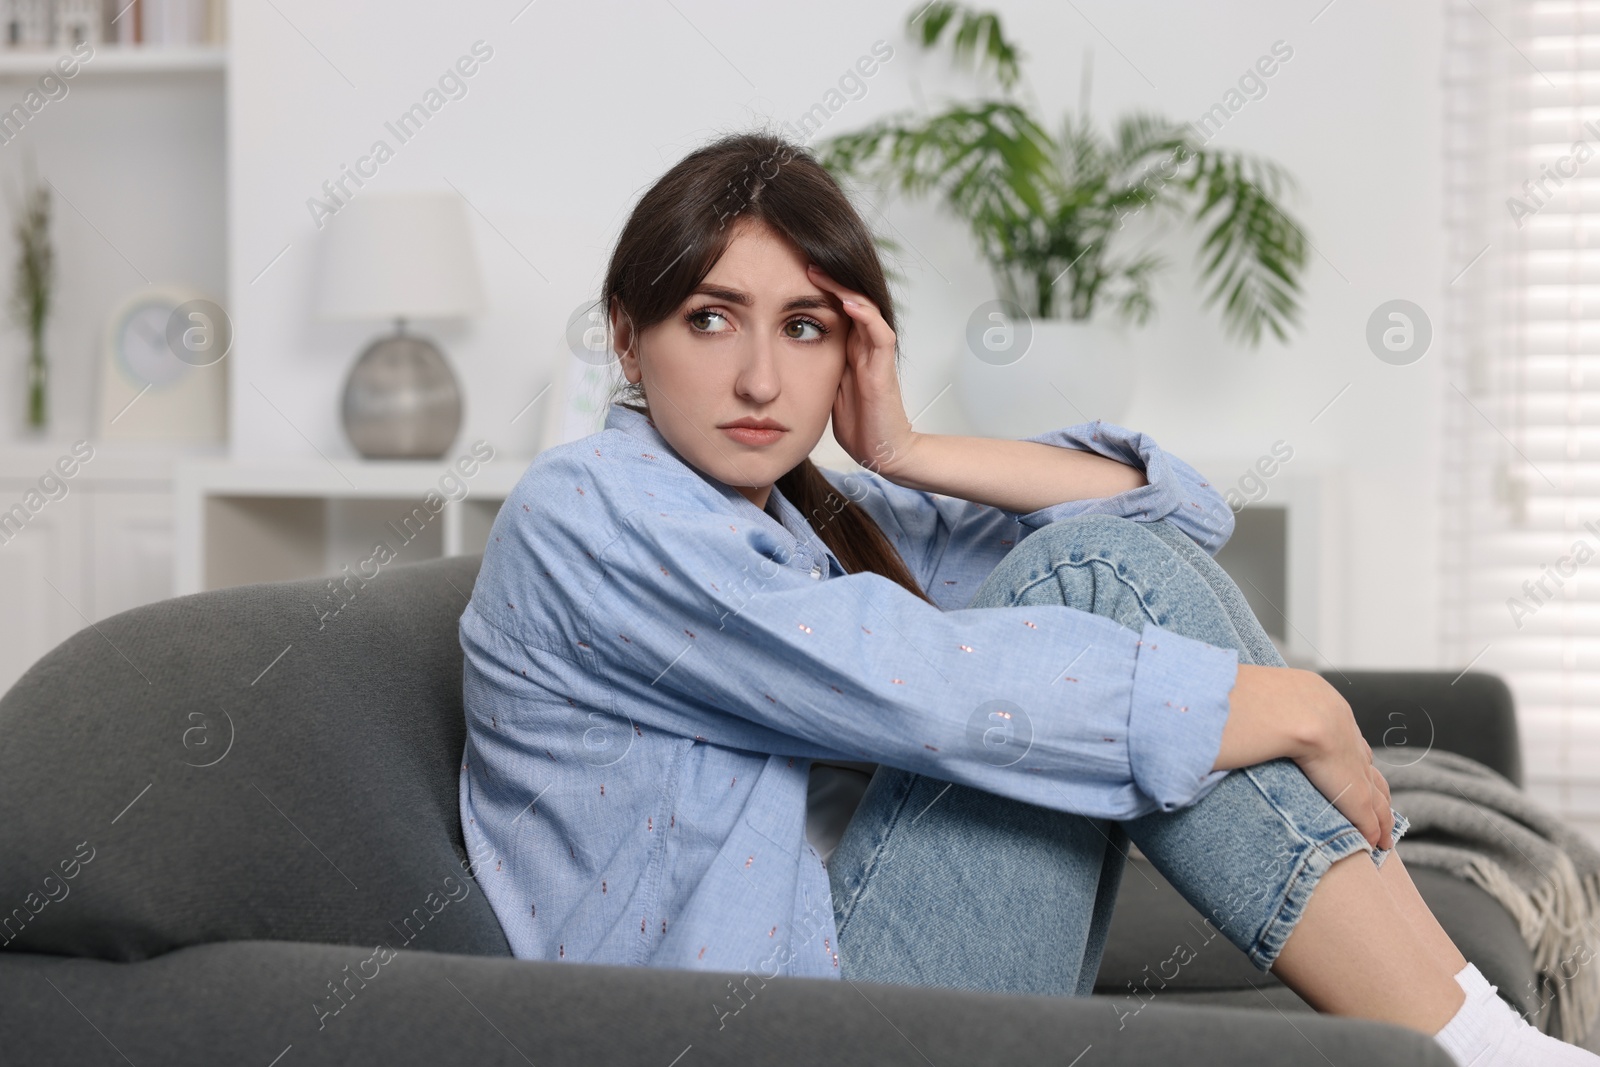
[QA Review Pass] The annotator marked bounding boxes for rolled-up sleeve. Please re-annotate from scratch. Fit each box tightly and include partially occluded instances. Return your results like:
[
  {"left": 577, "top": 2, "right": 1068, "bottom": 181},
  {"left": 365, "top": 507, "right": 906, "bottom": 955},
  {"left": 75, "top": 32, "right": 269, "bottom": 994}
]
[
  {"left": 578, "top": 504, "right": 1239, "bottom": 820},
  {"left": 1012, "top": 420, "right": 1235, "bottom": 556},
  {"left": 1127, "top": 627, "right": 1237, "bottom": 811}
]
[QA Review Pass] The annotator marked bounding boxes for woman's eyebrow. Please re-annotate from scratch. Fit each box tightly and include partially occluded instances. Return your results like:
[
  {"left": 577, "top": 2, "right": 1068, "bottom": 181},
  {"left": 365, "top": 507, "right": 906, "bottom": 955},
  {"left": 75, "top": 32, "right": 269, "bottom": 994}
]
[{"left": 690, "top": 285, "right": 835, "bottom": 312}]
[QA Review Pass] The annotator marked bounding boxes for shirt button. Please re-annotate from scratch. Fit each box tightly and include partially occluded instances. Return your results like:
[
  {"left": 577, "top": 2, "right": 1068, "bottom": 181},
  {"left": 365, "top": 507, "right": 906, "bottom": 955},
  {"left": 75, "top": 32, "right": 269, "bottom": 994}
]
[{"left": 810, "top": 564, "right": 823, "bottom": 579}]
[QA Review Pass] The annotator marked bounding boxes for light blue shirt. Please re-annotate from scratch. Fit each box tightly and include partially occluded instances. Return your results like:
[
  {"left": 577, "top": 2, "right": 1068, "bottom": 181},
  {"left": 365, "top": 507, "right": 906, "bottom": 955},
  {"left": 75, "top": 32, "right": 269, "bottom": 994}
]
[{"left": 458, "top": 400, "right": 1241, "bottom": 981}]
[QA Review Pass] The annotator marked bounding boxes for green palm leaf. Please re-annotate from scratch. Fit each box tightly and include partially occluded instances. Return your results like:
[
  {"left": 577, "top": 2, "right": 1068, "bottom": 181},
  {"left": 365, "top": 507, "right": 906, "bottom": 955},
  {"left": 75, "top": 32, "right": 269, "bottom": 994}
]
[{"left": 817, "top": 3, "right": 1309, "bottom": 347}]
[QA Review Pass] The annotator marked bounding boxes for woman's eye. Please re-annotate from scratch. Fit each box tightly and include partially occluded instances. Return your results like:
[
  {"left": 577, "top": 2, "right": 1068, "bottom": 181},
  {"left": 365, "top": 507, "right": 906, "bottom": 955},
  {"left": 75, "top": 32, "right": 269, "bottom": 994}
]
[
  {"left": 687, "top": 308, "right": 729, "bottom": 333},
  {"left": 784, "top": 318, "right": 828, "bottom": 342},
  {"left": 686, "top": 308, "right": 829, "bottom": 342}
]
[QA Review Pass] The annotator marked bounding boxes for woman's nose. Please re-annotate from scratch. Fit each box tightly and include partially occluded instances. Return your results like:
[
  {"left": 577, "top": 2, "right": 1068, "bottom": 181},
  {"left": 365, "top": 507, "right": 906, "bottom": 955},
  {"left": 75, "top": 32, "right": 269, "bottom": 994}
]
[{"left": 734, "top": 339, "right": 781, "bottom": 402}]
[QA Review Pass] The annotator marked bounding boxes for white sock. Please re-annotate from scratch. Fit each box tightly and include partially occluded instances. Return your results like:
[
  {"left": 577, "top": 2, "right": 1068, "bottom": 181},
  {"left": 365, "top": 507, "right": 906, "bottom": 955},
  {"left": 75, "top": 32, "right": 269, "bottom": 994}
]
[{"left": 1430, "top": 962, "right": 1600, "bottom": 1066}]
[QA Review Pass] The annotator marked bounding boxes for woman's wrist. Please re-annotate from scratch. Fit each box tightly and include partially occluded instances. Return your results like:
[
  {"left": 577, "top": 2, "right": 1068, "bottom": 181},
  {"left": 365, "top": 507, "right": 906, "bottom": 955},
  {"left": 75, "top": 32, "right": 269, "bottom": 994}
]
[
  {"left": 1213, "top": 664, "right": 1327, "bottom": 772},
  {"left": 866, "top": 429, "right": 926, "bottom": 480}
]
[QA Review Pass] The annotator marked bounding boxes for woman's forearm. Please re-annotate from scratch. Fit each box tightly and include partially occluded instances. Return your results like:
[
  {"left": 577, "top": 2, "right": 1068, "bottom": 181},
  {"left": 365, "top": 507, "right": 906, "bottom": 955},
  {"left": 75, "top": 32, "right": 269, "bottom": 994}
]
[
  {"left": 875, "top": 431, "right": 1148, "bottom": 515},
  {"left": 1214, "top": 664, "right": 1324, "bottom": 771}
]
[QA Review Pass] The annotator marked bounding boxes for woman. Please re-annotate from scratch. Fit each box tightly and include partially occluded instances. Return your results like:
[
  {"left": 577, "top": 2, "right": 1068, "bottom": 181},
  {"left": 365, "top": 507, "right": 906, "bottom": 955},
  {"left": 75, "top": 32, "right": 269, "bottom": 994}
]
[{"left": 458, "top": 131, "right": 1594, "bottom": 1066}]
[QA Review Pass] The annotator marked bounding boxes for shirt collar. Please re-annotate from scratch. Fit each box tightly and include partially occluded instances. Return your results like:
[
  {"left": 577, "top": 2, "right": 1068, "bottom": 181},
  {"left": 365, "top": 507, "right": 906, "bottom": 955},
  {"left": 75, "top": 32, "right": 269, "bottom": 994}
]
[{"left": 602, "top": 401, "right": 842, "bottom": 578}]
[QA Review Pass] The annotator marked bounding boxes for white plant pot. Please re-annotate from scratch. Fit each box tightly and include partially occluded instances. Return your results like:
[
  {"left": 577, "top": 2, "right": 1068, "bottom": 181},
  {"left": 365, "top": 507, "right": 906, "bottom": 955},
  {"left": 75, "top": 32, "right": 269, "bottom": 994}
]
[{"left": 954, "top": 316, "right": 1139, "bottom": 438}]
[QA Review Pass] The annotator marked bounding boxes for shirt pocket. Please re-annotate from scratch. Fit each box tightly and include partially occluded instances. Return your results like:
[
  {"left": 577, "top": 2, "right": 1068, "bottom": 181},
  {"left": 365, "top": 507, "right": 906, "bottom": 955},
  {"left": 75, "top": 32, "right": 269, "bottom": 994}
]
[{"left": 741, "top": 753, "right": 807, "bottom": 850}]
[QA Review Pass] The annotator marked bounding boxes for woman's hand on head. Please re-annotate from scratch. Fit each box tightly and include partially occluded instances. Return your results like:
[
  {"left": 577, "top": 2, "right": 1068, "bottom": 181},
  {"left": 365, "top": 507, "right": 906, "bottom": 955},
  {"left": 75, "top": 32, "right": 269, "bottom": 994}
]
[{"left": 806, "top": 263, "right": 917, "bottom": 476}]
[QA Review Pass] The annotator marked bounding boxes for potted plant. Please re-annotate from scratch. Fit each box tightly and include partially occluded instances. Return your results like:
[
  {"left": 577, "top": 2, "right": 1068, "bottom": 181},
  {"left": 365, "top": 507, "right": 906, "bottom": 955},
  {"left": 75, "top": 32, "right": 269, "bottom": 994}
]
[
  {"left": 814, "top": 1, "right": 1309, "bottom": 432},
  {"left": 7, "top": 156, "right": 52, "bottom": 435}
]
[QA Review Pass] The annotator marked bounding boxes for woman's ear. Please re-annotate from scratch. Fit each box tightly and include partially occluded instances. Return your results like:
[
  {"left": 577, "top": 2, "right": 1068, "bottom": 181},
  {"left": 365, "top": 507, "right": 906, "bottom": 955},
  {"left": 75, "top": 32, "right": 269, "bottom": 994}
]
[{"left": 610, "top": 297, "right": 640, "bottom": 383}]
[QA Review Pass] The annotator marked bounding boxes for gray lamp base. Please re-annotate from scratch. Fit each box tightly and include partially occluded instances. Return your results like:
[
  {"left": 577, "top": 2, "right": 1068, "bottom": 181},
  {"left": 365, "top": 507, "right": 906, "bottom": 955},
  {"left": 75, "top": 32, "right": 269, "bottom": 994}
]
[{"left": 341, "top": 328, "right": 462, "bottom": 460}]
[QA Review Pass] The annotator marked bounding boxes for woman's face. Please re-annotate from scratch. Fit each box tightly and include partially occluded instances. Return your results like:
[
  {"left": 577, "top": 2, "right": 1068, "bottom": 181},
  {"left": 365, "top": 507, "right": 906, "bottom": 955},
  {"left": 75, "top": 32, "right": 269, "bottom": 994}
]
[{"left": 612, "top": 218, "right": 849, "bottom": 511}]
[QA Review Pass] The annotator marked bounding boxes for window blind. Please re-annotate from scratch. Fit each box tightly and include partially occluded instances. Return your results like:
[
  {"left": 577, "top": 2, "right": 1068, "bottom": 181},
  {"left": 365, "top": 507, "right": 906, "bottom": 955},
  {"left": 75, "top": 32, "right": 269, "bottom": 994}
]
[{"left": 1445, "top": 0, "right": 1600, "bottom": 843}]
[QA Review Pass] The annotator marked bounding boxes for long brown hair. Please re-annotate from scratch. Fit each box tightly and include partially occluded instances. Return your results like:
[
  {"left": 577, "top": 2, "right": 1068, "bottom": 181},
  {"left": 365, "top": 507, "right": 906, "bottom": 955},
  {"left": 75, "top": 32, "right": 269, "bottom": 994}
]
[{"left": 599, "top": 130, "right": 935, "bottom": 606}]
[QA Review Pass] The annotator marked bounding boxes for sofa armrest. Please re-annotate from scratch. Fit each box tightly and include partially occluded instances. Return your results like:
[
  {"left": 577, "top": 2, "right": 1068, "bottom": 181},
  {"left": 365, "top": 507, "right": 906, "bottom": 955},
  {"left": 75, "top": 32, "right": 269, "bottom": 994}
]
[
  {"left": 0, "top": 940, "right": 1458, "bottom": 1066},
  {"left": 1318, "top": 670, "right": 1523, "bottom": 788}
]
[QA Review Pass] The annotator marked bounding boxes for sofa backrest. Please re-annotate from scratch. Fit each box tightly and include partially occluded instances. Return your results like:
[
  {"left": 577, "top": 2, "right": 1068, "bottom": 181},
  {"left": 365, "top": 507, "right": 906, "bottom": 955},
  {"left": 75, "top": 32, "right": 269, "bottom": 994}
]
[
  {"left": 0, "top": 554, "right": 513, "bottom": 962},
  {"left": 1321, "top": 669, "right": 1524, "bottom": 788}
]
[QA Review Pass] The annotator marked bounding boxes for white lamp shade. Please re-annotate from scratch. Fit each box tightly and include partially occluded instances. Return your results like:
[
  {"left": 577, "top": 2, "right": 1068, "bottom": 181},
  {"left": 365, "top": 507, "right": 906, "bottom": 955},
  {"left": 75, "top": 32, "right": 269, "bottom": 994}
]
[{"left": 317, "top": 191, "right": 487, "bottom": 320}]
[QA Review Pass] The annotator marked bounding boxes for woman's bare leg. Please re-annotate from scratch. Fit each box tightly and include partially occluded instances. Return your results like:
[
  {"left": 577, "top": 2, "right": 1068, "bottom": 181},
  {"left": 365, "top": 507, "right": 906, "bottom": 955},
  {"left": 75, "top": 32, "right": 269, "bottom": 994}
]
[
  {"left": 1270, "top": 848, "right": 1467, "bottom": 1035},
  {"left": 1378, "top": 850, "right": 1472, "bottom": 974}
]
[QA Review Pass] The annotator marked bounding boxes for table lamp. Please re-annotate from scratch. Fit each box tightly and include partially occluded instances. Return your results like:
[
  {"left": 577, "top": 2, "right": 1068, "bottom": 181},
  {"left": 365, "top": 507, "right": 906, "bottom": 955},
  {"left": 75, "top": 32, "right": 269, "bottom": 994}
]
[{"left": 317, "top": 191, "right": 486, "bottom": 459}]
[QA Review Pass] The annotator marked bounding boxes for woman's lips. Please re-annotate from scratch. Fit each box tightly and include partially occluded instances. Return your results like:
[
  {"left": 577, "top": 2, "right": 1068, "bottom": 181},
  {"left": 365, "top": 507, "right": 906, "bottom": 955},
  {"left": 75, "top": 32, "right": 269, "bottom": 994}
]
[{"left": 720, "top": 426, "right": 785, "bottom": 446}]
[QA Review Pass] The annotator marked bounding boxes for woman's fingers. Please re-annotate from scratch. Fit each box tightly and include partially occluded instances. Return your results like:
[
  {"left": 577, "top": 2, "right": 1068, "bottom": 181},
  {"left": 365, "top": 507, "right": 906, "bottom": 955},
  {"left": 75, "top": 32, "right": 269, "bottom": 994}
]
[
  {"left": 808, "top": 263, "right": 896, "bottom": 352},
  {"left": 1291, "top": 675, "right": 1399, "bottom": 852},
  {"left": 807, "top": 261, "right": 861, "bottom": 303},
  {"left": 809, "top": 262, "right": 912, "bottom": 472},
  {"left": 1370, "top": 765, "right": 1394, "bottom": 848},
  {"left": 1330, "top": 766, "right": 1382, "bottom": 849},
  {"left": 1345, "top": 764, "right": 1388, "bottom": 850}
]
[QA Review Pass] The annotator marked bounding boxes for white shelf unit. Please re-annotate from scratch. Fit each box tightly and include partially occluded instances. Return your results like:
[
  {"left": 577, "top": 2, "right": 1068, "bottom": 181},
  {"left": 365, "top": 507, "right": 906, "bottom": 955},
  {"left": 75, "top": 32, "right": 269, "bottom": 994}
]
[
  {"left": 173, "top": 455, "right": 529, "bottom": 595},
  {"left": 0, "top": 38, "right": 226, "bottom": 691},
  {"left": 0, "top": 45, "right": 226, "bottom": 76},
  {"left": 0, "top": 439, "right": 212, "bottom": 693}
]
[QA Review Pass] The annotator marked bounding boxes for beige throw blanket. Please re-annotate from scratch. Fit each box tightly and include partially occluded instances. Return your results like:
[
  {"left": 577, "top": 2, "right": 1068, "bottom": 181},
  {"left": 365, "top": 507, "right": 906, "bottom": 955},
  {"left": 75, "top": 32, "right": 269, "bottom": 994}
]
[{"left": 1376, "top": 745, "right": 1600, "bottom": 1043}]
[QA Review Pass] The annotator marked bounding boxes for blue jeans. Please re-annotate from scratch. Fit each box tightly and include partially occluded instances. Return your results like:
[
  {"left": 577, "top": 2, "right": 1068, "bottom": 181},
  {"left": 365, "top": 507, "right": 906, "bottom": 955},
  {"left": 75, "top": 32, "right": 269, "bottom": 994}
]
[{"left": 826, "top": 514, "right": 1410, "bottom": 997}]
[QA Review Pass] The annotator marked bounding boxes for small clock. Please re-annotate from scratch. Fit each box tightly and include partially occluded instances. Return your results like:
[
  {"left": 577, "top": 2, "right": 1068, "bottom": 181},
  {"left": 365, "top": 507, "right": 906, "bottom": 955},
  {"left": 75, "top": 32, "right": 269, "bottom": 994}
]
[
  {"left": 95, "top": 287, "right": 229, "bottom": 443},
  {"left": 115, "top": 295, "right": 189, "bottom": 388}
]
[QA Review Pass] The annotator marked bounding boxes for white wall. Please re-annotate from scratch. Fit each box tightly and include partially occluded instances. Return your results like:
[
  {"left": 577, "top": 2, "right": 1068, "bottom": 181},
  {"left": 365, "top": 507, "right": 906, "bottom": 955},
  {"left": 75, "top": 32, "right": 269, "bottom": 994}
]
[{"left": 227, "top": 0, "right": 1444, "bottom": 668}]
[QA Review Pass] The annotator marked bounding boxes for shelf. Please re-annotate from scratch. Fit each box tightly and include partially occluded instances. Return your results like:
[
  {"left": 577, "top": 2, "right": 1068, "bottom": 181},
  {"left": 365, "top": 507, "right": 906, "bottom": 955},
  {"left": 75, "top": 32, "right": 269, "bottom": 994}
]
[
  {"left": 0, "top": 45, "right": 226, "bottom": 76},
  {"left": 173, "top": 454, "right": 534, "bottom": 594},
  {"left": 175, "top": 455, "right": 529, "bottom": 498},
  {"left": 0, "top": 438, "right": 222, "bottom": 483},
  {"left": 0, "top": 29, "right": 227, "bottom": 692}
]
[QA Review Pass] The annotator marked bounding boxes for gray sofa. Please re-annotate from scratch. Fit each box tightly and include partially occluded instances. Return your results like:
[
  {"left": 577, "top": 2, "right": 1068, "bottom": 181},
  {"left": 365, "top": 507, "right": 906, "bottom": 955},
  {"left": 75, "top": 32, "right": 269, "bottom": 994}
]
[{"left": 0, "top": 553, "right": 1507, "bottom": 1065}]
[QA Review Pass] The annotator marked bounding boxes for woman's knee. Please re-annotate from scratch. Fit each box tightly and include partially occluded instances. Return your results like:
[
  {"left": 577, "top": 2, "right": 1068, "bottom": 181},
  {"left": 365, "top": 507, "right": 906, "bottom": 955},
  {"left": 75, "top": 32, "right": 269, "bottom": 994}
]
[
  {"left": 1032, "top": 512, "right": 1151, "bottom": 547},
  {"left": 969, "top": 514, "right": 1196, "bottom": 619},
  {"left": 1022, "top": 514, "right": 1190, "bottom": 572}
]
